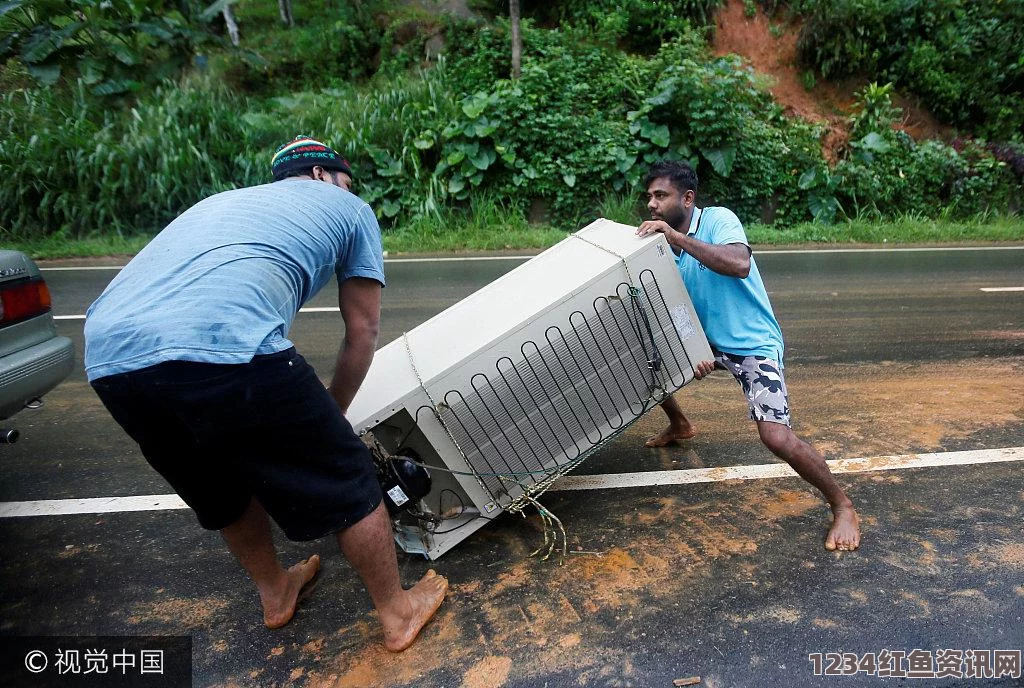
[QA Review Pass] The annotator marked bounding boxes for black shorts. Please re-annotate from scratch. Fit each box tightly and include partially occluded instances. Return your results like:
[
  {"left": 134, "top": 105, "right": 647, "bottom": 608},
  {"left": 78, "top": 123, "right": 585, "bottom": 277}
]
[{"left": 91, "top": 348, "right": 382, "bottom": 541}]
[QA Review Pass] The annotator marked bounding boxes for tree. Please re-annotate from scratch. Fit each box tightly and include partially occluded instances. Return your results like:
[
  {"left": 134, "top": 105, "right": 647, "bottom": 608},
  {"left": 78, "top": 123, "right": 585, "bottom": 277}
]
[
  {"left": 222, "top": 4, "right": 240, "bottom": 46},
  {"left": 278, "top": 0, "right": 294, "bottom": 27},
  {"left": 509, "top": 0, "right": 521, "bottom": 78}
]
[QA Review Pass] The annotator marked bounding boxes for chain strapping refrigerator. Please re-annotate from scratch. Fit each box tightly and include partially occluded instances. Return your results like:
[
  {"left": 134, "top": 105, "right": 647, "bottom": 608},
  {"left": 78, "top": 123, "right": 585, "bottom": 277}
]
[{"left": 347, "top": 218, "right": 713, "bottom": 559}]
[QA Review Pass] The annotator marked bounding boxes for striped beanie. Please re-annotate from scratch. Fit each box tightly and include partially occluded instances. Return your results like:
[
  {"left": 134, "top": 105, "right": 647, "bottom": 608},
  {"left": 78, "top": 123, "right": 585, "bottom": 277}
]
[{"left": 271, "top": 135, "right": 353, "bottom": 181}]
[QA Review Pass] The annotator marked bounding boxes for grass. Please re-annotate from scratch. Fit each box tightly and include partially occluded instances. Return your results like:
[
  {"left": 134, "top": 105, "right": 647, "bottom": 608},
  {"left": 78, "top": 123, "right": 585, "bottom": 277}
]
[
  {"left": 5, "top": 233, "right": 157, "bottom": 260},
  {"left": 8, "top": 209, "right": 1023, "bottom": 260},
  {"left": 746, "top": 213, "right": 1024, "bottom": 245},
  {"left": 382, "top": 195, "right": 567, "bottom": 252}
]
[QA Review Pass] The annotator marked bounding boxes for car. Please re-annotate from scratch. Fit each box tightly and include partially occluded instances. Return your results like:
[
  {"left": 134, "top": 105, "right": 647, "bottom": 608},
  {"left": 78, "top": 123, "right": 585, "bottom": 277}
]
[{"left": 0, "top": 249, "right": 75, "bottom": 442}]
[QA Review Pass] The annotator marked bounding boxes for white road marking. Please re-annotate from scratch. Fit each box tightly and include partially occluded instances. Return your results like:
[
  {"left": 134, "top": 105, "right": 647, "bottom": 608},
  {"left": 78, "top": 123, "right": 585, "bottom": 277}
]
[
  {"left": 980, "top": 287, "right": 1024, "bottom": 292},
  {"left": 36, "top": 244, "right": 1024, "bottom": 272},
  {"left": 551, "top": 447, "right": 1024, "bottom": 491},
  {"left": 40, "top": 266, "right": 125, "bottom": 271},
  {"left": 758, "top": 246, "right": 1024, "bottom": 254},
  {"left": 1, "top": 494, "right": 189, "bottom": 518},
  {"left": 386, "top": 256, "right": 534, "bottom": 263},
  {"left": 1, "top": 447, "right": 1020, "bottom": 518}
]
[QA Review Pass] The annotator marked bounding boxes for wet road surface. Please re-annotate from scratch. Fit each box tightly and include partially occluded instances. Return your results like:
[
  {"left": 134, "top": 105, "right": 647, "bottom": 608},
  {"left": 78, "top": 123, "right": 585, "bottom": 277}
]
[{"left": 2, "top": 246, "right": 1022, "bottom": 687}]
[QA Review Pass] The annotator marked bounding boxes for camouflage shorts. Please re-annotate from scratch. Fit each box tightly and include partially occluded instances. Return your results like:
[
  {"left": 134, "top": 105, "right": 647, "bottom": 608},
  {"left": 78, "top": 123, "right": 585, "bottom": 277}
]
[{"left": 714, "top": 351, "right": 791, "bottom": 426}]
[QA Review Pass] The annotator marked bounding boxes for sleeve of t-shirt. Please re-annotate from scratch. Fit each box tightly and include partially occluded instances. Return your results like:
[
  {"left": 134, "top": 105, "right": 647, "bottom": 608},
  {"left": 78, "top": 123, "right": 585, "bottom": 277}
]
[
  {"left": 337, "top": 203, "right": 387, "bottom": 287},
  {"left": 709, "top": 207, "right": 749, "bottom": 247}
]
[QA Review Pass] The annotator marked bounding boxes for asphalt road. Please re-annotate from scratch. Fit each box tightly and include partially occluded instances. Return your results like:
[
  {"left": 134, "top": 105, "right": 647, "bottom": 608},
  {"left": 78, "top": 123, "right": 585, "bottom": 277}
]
[{"left": 1, "top": 246, "right": 1022, "bottom": 688}]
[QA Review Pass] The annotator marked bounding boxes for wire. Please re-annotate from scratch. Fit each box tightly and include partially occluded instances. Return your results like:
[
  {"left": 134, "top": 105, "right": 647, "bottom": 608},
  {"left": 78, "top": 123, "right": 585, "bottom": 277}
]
[
  {"left": 394, "top": 405, "right": 435, "bottom": 453},
  {"left": 428, "top": 512, "right": 498, "bottom": 534},
  {"left": 438, "top": 488, "right": 465, "bottom": 518},
  {"left": 426, "top": 488, "right": 499, "bottom": 534}
]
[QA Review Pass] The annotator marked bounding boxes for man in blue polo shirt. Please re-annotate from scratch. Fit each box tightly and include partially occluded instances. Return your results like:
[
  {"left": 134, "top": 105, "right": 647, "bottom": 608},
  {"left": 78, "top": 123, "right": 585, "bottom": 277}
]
[
  {"left": 85, "top": 136, "right": 447, "bottom": 650},
  {"left": 636, "top": 160, "right": 860, "bottom": 552}
]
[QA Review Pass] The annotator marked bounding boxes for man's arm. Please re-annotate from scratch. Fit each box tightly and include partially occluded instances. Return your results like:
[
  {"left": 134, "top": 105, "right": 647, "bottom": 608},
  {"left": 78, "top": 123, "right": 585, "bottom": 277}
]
[
  {"left": 637, "top": 219, "right": 750, "bottom": 278},
  {"left": 328, "top": 277, "right": 382, "bottom": 415}
]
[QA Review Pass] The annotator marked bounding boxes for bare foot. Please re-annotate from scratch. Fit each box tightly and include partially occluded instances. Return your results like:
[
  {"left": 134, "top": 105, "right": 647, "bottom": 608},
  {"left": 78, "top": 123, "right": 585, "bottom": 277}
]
[
  {"left": 644, "top": 425, "right": 696, "bottom": 447},
  {"left": 263, "top": 554, "right": 321, "bottom": 629},
  {"left": 380, "top": 569, "right": 449, "bottom": 652},
  {"left": 824, "top": 506, "right": 861, "bottom": 552}
]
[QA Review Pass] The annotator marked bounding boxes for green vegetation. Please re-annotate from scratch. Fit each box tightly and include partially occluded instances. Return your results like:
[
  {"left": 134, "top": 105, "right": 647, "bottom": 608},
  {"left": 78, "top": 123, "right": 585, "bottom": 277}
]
[
  {"left": 475, "top": 0, "right": 722, "bottom": 48},
  {"left": 380, "top": 194, "right": 567, "bottom": 253},
  {"left": 209, "top": 0, "right": 381, "bottom": 92},
  {"left": 7, "top": 233, "right": 156, "bottom": 260},
  {"left": 746, "top": 214, "right": 1024, "bottom": 245},
  {"left": 0, "top": 0, "right": 232, "bottom": 95},
  {"left": 799, "top": 69, "right": 815, "bottom": 91},
  {"left": 794, "top": 0, "right": 1024, "bottom": 139},
  {"left": 1, "top": 0, "right": 1022, "bottom": 249}
]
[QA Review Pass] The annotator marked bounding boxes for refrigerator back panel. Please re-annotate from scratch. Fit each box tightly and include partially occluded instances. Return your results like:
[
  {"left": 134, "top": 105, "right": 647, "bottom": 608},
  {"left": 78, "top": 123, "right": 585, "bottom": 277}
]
[{"left": 348, "top": 219, "right": 713, "bottom": 558}]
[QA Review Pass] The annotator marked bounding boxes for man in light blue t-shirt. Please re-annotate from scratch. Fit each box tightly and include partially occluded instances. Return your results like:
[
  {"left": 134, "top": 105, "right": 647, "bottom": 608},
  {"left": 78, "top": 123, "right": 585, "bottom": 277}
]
[
  {"left": 85, "top": 136, "right": 446, "bottom": 651},
  {"left": 636, "top": 160, "right": 860, "bottom": 552}
]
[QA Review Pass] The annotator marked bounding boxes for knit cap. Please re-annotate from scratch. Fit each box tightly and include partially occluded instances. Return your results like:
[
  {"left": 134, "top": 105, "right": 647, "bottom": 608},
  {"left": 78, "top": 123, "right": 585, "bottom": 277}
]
[{"left": 271, "top": 135, "right": 353, "bottom": 181}]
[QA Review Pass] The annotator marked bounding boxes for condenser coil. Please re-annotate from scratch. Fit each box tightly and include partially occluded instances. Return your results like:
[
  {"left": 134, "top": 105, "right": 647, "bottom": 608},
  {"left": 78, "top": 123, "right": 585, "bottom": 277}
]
[{"left": 347, "top": 218, "right": 713, "bottom": 558}]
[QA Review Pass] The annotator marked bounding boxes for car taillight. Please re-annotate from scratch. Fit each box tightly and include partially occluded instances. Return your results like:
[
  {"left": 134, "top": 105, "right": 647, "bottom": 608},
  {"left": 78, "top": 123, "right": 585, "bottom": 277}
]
[{"left": 0, "top": 278, "right": 52, "bottom": 325}]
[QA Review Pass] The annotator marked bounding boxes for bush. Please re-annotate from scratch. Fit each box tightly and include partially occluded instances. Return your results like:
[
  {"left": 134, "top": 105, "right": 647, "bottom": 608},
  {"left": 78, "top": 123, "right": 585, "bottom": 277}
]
[
  {"left": 835, "top": 131, "right": 1018, "bottom": 220},
  {"left": 481, "top": 0, "right": 722, "bottom": 40},
  {"left": 796, "top": 0, "right": 1024, "bottom": 139},
  {"left": 0, "top": 0, "right": 232, "bottom": 97},
  {"left": 530, "top": 0, "right": 720, "bottom": 52},
  {"left": 439, "top": 21, "right": 657, "bottom": 224},
  {"left": 209, "top": 0, "right": 383, "bottom": 95},
  {"left": 0, "top": 79, "right": 263, "bottom": 237}
]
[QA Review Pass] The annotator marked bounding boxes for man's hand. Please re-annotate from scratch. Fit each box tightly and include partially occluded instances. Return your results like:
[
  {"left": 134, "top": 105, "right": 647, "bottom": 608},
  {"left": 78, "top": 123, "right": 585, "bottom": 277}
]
[
  {"left": 636, "top": 219, "right": 679, "bottom": 241},
  {"left": 693, "top": 360, "right": 716, "bottom": 380}
]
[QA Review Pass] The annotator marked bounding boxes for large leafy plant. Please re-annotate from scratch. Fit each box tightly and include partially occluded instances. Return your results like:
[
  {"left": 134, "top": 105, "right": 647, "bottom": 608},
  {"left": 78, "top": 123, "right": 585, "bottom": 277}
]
[{"left": 0, "top": 0, "right": 230, "bottom": 95}]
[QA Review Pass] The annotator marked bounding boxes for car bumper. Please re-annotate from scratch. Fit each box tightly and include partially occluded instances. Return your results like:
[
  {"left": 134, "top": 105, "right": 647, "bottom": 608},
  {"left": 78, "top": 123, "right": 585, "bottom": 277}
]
[{"left": 0, "top": 335, "right": 75, "bottom": 420}]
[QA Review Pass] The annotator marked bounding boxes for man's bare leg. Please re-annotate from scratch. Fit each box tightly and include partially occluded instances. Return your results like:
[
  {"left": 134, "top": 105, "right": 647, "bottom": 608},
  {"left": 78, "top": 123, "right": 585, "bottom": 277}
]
[
  {"left": 337, "top": 502, "right": 448, "bottom": 652},
  {"left": 645, "top": 395, "right": 697, "bottom": 447},
  {"left": 756, "top": 421, "right": 861, "bottom": 551},
  {"left": 220, "top": 498, "right": 321, "bottom": 629}
]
